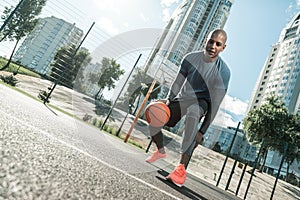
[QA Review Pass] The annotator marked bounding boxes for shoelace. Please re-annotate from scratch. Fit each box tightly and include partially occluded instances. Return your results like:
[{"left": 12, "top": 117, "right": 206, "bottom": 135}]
[{"left": 174, "top": 165, "right": 185, "bottom": 176}]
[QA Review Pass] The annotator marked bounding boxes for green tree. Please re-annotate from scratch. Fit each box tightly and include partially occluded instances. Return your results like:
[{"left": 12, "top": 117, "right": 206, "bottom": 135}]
[
  {"left": 0, "top": 0, "right": 47, "bottom": 70},
  {"left": 282, "top": 115, "right": 300, "bottom": 181},
  {"left": 73, "top": 48, "right": 92, "bottom": 92},
  {"left": 243, "top": 96, "right": 290, "bottom": 172},
  {"left": 122, "top": 68, "right": 160, "bottom": 114},
  {"left": 49, "top": 45, "right": 74, "bottom": 85},
  {"left": 50, "top": 45, "right": 91, "bottom": 88},
  {"left": 89, "top": 57, "right": 124, "bottom": 100}
]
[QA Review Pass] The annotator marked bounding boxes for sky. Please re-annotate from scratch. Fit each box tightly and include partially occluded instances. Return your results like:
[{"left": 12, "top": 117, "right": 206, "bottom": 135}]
[{"left": 1, "top": 0, "right": 300, "bottom": 105}]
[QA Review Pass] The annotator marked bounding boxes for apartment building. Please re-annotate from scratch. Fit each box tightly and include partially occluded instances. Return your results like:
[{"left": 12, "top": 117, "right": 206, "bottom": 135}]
[{"left": 13, "top": 16, "right": 83, "bottom": 76}]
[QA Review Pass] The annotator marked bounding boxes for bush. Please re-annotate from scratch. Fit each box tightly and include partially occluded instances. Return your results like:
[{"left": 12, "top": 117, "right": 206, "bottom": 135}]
[
  {"left": 83, "top": 114, "right": 92, "bottom": 122},
  {"left": 38, "top": 90, "right": 50, "bottom": 103},
  {"left": 0, "top": 75, "right": 18, "bottom": 86}
]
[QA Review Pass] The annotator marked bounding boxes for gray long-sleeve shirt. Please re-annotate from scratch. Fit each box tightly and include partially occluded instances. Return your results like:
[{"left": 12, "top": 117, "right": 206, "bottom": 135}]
[{"left": 167, "top": 51, "right": 231, "bottom": 134}]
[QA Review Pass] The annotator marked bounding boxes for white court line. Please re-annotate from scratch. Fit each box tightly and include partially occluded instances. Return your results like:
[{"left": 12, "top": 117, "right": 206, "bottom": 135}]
[{"left": 1, "top": 110, "right": 180, "bottom": 199}]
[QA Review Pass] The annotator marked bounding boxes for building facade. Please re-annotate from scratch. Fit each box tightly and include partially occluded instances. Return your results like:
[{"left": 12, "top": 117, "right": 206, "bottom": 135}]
[
  {"left": 202, "top": 124, "right": 257, "bottom": 162},
  {"left": 248, "top": 12, "right": 300, "bottom": 115},
  {"left": 246, "top": 12, "right": 300, "bottom": 178},
  {"left": 202, "top": 125, "right": 300, "bottom": 179},
  {"left": 145, "top": 0, "right": 234, "bottom": 85},
  {"left": 13, "top": 16, "right": 83, "bottom": 76}
]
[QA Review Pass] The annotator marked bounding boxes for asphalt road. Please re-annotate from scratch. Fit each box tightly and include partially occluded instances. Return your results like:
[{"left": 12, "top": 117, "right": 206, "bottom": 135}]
[{"left": 0, "top": 83, "right": 241, "bottom": 200}]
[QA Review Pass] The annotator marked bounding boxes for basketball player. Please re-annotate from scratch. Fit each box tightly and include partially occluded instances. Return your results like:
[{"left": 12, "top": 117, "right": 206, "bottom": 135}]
[{"left": 145, "top": 29, "right": 231, "bottom": 187}]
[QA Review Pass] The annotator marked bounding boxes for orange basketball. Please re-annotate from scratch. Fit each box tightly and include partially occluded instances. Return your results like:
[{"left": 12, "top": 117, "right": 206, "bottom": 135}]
[{"left": 145, "top": 101, "right": 171, "bottom": 127}]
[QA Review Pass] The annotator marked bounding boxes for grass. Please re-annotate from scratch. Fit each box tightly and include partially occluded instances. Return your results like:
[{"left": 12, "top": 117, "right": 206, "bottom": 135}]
[
  {"left": 0, "top": 57, "right": 41, "bottom": 78},
  {"left": 85, "top": 116, "right": 146, "bottom": 150}
]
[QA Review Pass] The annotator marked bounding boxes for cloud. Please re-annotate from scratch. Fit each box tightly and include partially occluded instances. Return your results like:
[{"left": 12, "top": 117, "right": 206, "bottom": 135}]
[
  {"left": 160, "top": 0, "right": 179, "bottom": 7},
  {"left": 162, "top": 8, "right": 171, "bottom": 22},
  {"left": 286, "top": 0, "right": 300, "bottom": 19},
  {"left": 92, "top": 0, "right": 120, "bottom": 14},
  {"left": 123, "top": 22, "right": 129, "bottom": 28},
  {"left": 98, "top": 17, "right": 119, "bottom": 35},
  {"left": 213, "top": 95, "right": 248, "bottom": 128},
  {"left": 160, "top": 0, "right": 179, "bottom": 22},
  {"left": 221, "top": 95, "right": 248, "bottom": 116},
  {"left": 140, "top": 13, "right": 148, "bottom": 22}
]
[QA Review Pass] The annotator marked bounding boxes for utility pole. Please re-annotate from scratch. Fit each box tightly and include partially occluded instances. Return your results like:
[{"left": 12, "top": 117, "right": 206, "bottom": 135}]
[{"left": 44, "top": 22, "right": 95, "bottom": 103}]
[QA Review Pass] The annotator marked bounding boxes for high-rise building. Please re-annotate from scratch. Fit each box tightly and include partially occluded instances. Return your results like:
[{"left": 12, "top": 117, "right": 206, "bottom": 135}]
[
  {"left": 248, "top": 12, "right": 300, "bottom": 115},
  {"left": 145, "top": 0, "right": 234, "bottom": 85},
  {"left": 13, "top": 16, "right": 83, "bottom": 76},
  {"left": 247, "top": 12, "right": 300, "bottom": 179}
]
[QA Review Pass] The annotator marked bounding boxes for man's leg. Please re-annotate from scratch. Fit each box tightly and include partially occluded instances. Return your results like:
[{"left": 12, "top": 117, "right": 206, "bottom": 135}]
[
  {"left": 149, "top": 127, "right": 165, "bottom": 153},
  {"left": 194, "top": 131, "right": 203, "bottom": 150},
  {"left": 180, "top": 131, "right": 202, "bottom": 169},
  {"left": 166, "top": 104, "right": 202, "bottom": 186},
  {"left": 180, "top": 104, "right": 204, "bottom": 168},
  {"left": 146, "top": 100, "right": 182, "bottom": 163},
  {"left": 145, "top": 126, "right": 167, "bottom": 163}
]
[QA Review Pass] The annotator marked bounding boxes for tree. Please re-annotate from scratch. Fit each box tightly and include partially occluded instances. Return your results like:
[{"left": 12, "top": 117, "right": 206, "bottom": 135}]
[
  {"left": 49, "top": 45, "right": 91, "bottom": 88},
  {"left": 120, "top": 68, "right": 160, "bottom": 114},
  {"left": 72, "top": 48, "right": 92, "bottom": 92},
  {"left": 89, "top": 57, "right": 124, "bottom": 100},
  {"left": 282, "top": 115, "right": 300, "bottom": 181},
  {"left": 0, "top": 0, "right": 47, "bottom": 70},
  {"left": 243, "top": 96, "right": 290, "bottom": 172},
  {"left": 49, "top": 45, "right": 75, "bottom": 85}
]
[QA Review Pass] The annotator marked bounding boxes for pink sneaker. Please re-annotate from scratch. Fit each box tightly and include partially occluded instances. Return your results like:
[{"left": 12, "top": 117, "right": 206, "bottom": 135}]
[
  {"left": 166, "top": 164, "right": 186, "bottom": 187},
  {"left": 145, "top": 149, "right": 166, "bottom": 163}
]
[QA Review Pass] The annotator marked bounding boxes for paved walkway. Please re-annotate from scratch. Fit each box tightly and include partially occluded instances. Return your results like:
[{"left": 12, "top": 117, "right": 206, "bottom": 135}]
[{"left": 2, "top": 72, "right": 300, "bottom": 200}]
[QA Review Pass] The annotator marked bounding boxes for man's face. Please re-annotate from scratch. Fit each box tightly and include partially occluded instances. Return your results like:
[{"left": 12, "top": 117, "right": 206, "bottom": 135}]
[{"left": 205, "top": 33, "right": 226, "bottom": 60}]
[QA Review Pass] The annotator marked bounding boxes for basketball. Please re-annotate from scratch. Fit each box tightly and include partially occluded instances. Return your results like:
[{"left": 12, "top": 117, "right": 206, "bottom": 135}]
[{"left": 145, "top": 101, "right": 171, "bottom": 127}]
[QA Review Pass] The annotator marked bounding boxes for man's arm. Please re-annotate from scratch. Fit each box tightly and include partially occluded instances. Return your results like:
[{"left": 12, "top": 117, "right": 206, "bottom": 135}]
[
  {"left": 166, "top": 59, "right": 188, "bottom": 100},
  {"left": 199, "top": 59, "right": 231, "bottom": 134}
]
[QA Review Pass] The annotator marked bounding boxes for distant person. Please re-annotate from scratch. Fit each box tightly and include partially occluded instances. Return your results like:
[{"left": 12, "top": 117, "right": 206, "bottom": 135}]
[{"left": 146, "top": 29, "right": 231, "bottom": 187}]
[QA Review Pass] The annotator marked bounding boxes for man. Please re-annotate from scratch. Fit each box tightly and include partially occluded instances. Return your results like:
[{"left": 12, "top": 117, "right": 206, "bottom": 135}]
[{"left": 145, "top": 29, "right": 231, "bottom": 187}]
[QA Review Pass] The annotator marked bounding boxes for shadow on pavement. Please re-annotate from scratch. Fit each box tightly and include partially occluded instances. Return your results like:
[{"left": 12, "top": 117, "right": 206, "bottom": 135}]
[
  {"left": 44, "top": 104, "right": 58, "bottom": 116},
  {"left": 156, "top": 169, "right": 208, "bottom": 200}
]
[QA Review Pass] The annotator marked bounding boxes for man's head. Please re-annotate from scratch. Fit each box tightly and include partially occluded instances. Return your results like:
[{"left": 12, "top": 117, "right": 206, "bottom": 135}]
[{"left": 204, "top": 29, "right": 227, "bottom": 62}]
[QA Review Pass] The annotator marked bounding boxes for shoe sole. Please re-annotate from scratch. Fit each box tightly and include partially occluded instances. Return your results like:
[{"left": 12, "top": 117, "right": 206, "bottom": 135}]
[
  {"left": 166, "top": 176, "right": 183, "bottom": 187},
  {"left": 145, "top": 156, "right": 166, "bottom": 163}
]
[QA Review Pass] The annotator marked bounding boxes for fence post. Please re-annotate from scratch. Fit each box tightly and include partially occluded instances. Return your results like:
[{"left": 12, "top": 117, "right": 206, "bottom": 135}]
[{"left": 216, "top": 122, "right": 241, "bottom": 187}]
